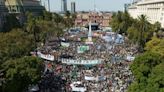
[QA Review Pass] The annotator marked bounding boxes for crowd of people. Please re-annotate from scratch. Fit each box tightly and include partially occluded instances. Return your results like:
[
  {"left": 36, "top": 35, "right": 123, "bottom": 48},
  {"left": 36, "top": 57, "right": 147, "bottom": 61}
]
[{"left": 38, "top": 30, "right": 137, "bottom": 92}]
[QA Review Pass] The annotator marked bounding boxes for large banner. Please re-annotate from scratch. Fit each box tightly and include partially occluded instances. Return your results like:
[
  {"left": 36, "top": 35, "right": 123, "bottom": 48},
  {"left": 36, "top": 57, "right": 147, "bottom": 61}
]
[
  {"left": 61, "top": 59, "right": 102, "bottom": 65},
  {"left": 77, "top": 46, "right": 89, "bottom": 53},
  {"left": 37, "top": 52, "right": 54, "bottom": 61}
]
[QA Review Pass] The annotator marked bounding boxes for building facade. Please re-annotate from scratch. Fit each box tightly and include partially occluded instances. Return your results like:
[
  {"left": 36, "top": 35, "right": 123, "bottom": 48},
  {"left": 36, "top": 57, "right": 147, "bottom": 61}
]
[
  {"left": 61, "top": 0, "right": 67, "bottom": 13},
  {"left": 5, "top": 0, "right": 45, "bottom": 14},
  {"left": 0, "top": 0, "right": 8, "bottom": 31},
  {"left": 71, "top": 2, "right": 76, "bottom": 13},
  {"left": 75, "top": 12, "right": 112, "bottom": 28},
  {"left": 128, "top": 0, "right": 164, "bottom": 28}
]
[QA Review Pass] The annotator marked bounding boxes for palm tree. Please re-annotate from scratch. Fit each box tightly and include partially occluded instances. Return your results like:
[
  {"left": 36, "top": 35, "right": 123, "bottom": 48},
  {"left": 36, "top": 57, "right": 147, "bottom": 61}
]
[
  {"left": 137, "top": 15, "right": 149, "bottom": 52},
  {"left": 25, "top": 12, "right": 39, "bottom": 52},
  {"left": 53, "top": 13, "right": 64, "bottom": 26}
]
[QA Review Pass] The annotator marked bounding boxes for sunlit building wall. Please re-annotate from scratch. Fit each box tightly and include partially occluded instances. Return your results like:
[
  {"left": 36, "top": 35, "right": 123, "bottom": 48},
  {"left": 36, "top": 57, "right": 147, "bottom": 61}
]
[{"left": 128, "top": 0, "right": 164, "bottom": 28}]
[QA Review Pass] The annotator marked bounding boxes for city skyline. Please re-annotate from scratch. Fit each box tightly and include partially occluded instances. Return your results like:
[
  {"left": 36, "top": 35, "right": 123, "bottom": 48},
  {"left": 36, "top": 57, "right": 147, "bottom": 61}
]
[{"left": 43, "top": 0, "right": 132, "bottom": 12}]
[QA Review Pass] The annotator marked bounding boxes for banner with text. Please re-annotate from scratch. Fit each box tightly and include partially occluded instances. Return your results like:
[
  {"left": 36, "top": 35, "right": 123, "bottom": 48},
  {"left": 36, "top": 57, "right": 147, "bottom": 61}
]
[{"left": 61, "top": 59, "right": 102, "bottom": 65}]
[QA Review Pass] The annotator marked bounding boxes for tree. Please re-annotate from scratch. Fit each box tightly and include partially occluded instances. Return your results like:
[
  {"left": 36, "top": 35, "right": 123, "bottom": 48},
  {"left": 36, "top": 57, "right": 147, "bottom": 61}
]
[
  {"left": 43, "top": 11, "right": 52, "bottom": 21},
  {"left": 53, "top": 13, "right": 64, "bottom": 26},
  {"left": 128, "top": 51, "right": 164, "bottom": 92},
  {"left": 145, "top": 36, "right": 164, "bottom": 57},
  {"left": 2, "top": 14, "right": 20, "bottom": 32},
  {"left": 127, "top": 26, "right": 139, "bottom": 44},
  {"left": 2, "top": 56, "right": 43, "bottom": 92},
  {"left": 111, "top": 11, "right": 133, "bottom": 34},
  {"left": 153, "top": 22, "right": 161, "bottom": 32},
  {"left": 137, "top": 15, "right": 150, "bottom": 52},
  {"left": 125, "top": 14, "right": 156, "bottom": 52},
  {"left": 0, "top": 29, "right": 34, "bottom": 63},
  {"left": 64, "top": 11, "right": 75, "bottom": 29},
  {"left": 25, "top": 12, "right": 41, "bottom": 49}
]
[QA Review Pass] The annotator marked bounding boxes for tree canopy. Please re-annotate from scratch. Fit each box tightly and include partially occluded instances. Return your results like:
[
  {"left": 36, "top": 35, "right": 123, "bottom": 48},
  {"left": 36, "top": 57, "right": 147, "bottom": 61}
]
[
  {"left": 2, "top": 56, "right": 43, "bottom": 92},
  {"left": 145, "top": 36, "right": 164, "bottom": 57},
  {"left": 111, "top": 11, "right": 133, "bottom": 34},
  {"left": 128, "top": 37, "right": 164, "bottom": 92},
  {"left": 0, "top": 29, "right": 34, "bottom": 63}
]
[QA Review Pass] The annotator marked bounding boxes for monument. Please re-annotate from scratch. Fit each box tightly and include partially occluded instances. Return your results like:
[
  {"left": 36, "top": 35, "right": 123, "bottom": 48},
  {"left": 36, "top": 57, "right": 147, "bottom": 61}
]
[{"left": 85, "top": 22, "right": 93, "bottom": 44}]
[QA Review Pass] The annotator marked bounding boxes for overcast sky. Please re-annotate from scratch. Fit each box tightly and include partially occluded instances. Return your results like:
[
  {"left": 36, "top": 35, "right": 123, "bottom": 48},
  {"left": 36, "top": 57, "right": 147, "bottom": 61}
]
[{"left": 42, "top": 0, "right": 132, "bottom": 12}]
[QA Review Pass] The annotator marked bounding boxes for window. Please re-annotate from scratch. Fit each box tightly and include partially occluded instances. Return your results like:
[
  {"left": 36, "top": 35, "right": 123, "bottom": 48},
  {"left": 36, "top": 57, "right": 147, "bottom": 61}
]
[{"left": 160, "top": 17, "right": 163, "bottom": 21}]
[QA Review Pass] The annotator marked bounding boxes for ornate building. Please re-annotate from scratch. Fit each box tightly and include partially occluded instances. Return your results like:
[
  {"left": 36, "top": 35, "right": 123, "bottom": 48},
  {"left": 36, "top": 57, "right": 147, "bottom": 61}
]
[{"left": 75, "top": 12, "right": 112, "bottom": 28}]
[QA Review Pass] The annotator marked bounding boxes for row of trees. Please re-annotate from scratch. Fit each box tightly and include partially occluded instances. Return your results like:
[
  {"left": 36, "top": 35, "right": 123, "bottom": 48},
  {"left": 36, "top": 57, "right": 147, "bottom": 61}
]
[
  {"left": 111, "top": 11, "right": 161, "bottom": 52},
  {"left": 0, "top": 11, "right": 76, "bottom": 92},
  {"left": 25, "top": 11, "right": 76, "bottom": 45}
]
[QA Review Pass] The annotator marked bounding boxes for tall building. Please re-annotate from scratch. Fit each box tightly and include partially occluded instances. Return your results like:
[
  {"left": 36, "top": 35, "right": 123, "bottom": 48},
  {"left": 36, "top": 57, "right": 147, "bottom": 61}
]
[
  {"left": 5, "top": 0, "right": 45, "bottom": 14},
  {"left": 0, "top": 0, "right": 8, "bottom": 31},
  {"left": 71, "top": 2, "right": 76, "bottom": 13},
  {"left": 128, "top": 0, "right": 164, "bottom": 28},
  {"left": 61, "top": 0, "right": 67, "bottom": 13}
]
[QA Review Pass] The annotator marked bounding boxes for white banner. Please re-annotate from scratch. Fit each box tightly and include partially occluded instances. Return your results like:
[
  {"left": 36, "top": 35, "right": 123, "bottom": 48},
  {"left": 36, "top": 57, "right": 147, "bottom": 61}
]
[
  {"left": 61, "top": 59, "right": 102, "bottom": 65},
  {"left": 84, "top": 76, "right": 97, "bottom": 81},
  {"left": 37, "top": 52, "right": 54, "bottom": 61}
]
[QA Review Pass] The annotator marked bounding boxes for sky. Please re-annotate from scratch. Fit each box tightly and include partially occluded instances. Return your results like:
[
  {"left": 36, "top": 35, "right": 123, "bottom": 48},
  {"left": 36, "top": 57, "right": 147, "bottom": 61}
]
[{"left": 42, "top": 0, "right": 132, "bottom": 12}]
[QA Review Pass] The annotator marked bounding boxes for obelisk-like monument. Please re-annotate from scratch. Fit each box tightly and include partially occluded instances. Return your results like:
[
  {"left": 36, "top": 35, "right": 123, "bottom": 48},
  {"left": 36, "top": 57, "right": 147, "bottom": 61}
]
[
  {"left": 88, "top": 22, "right": 92, "bottom": 42},
  {"left": 86, "top": 22, "right": 93, "bottom": 44}
]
